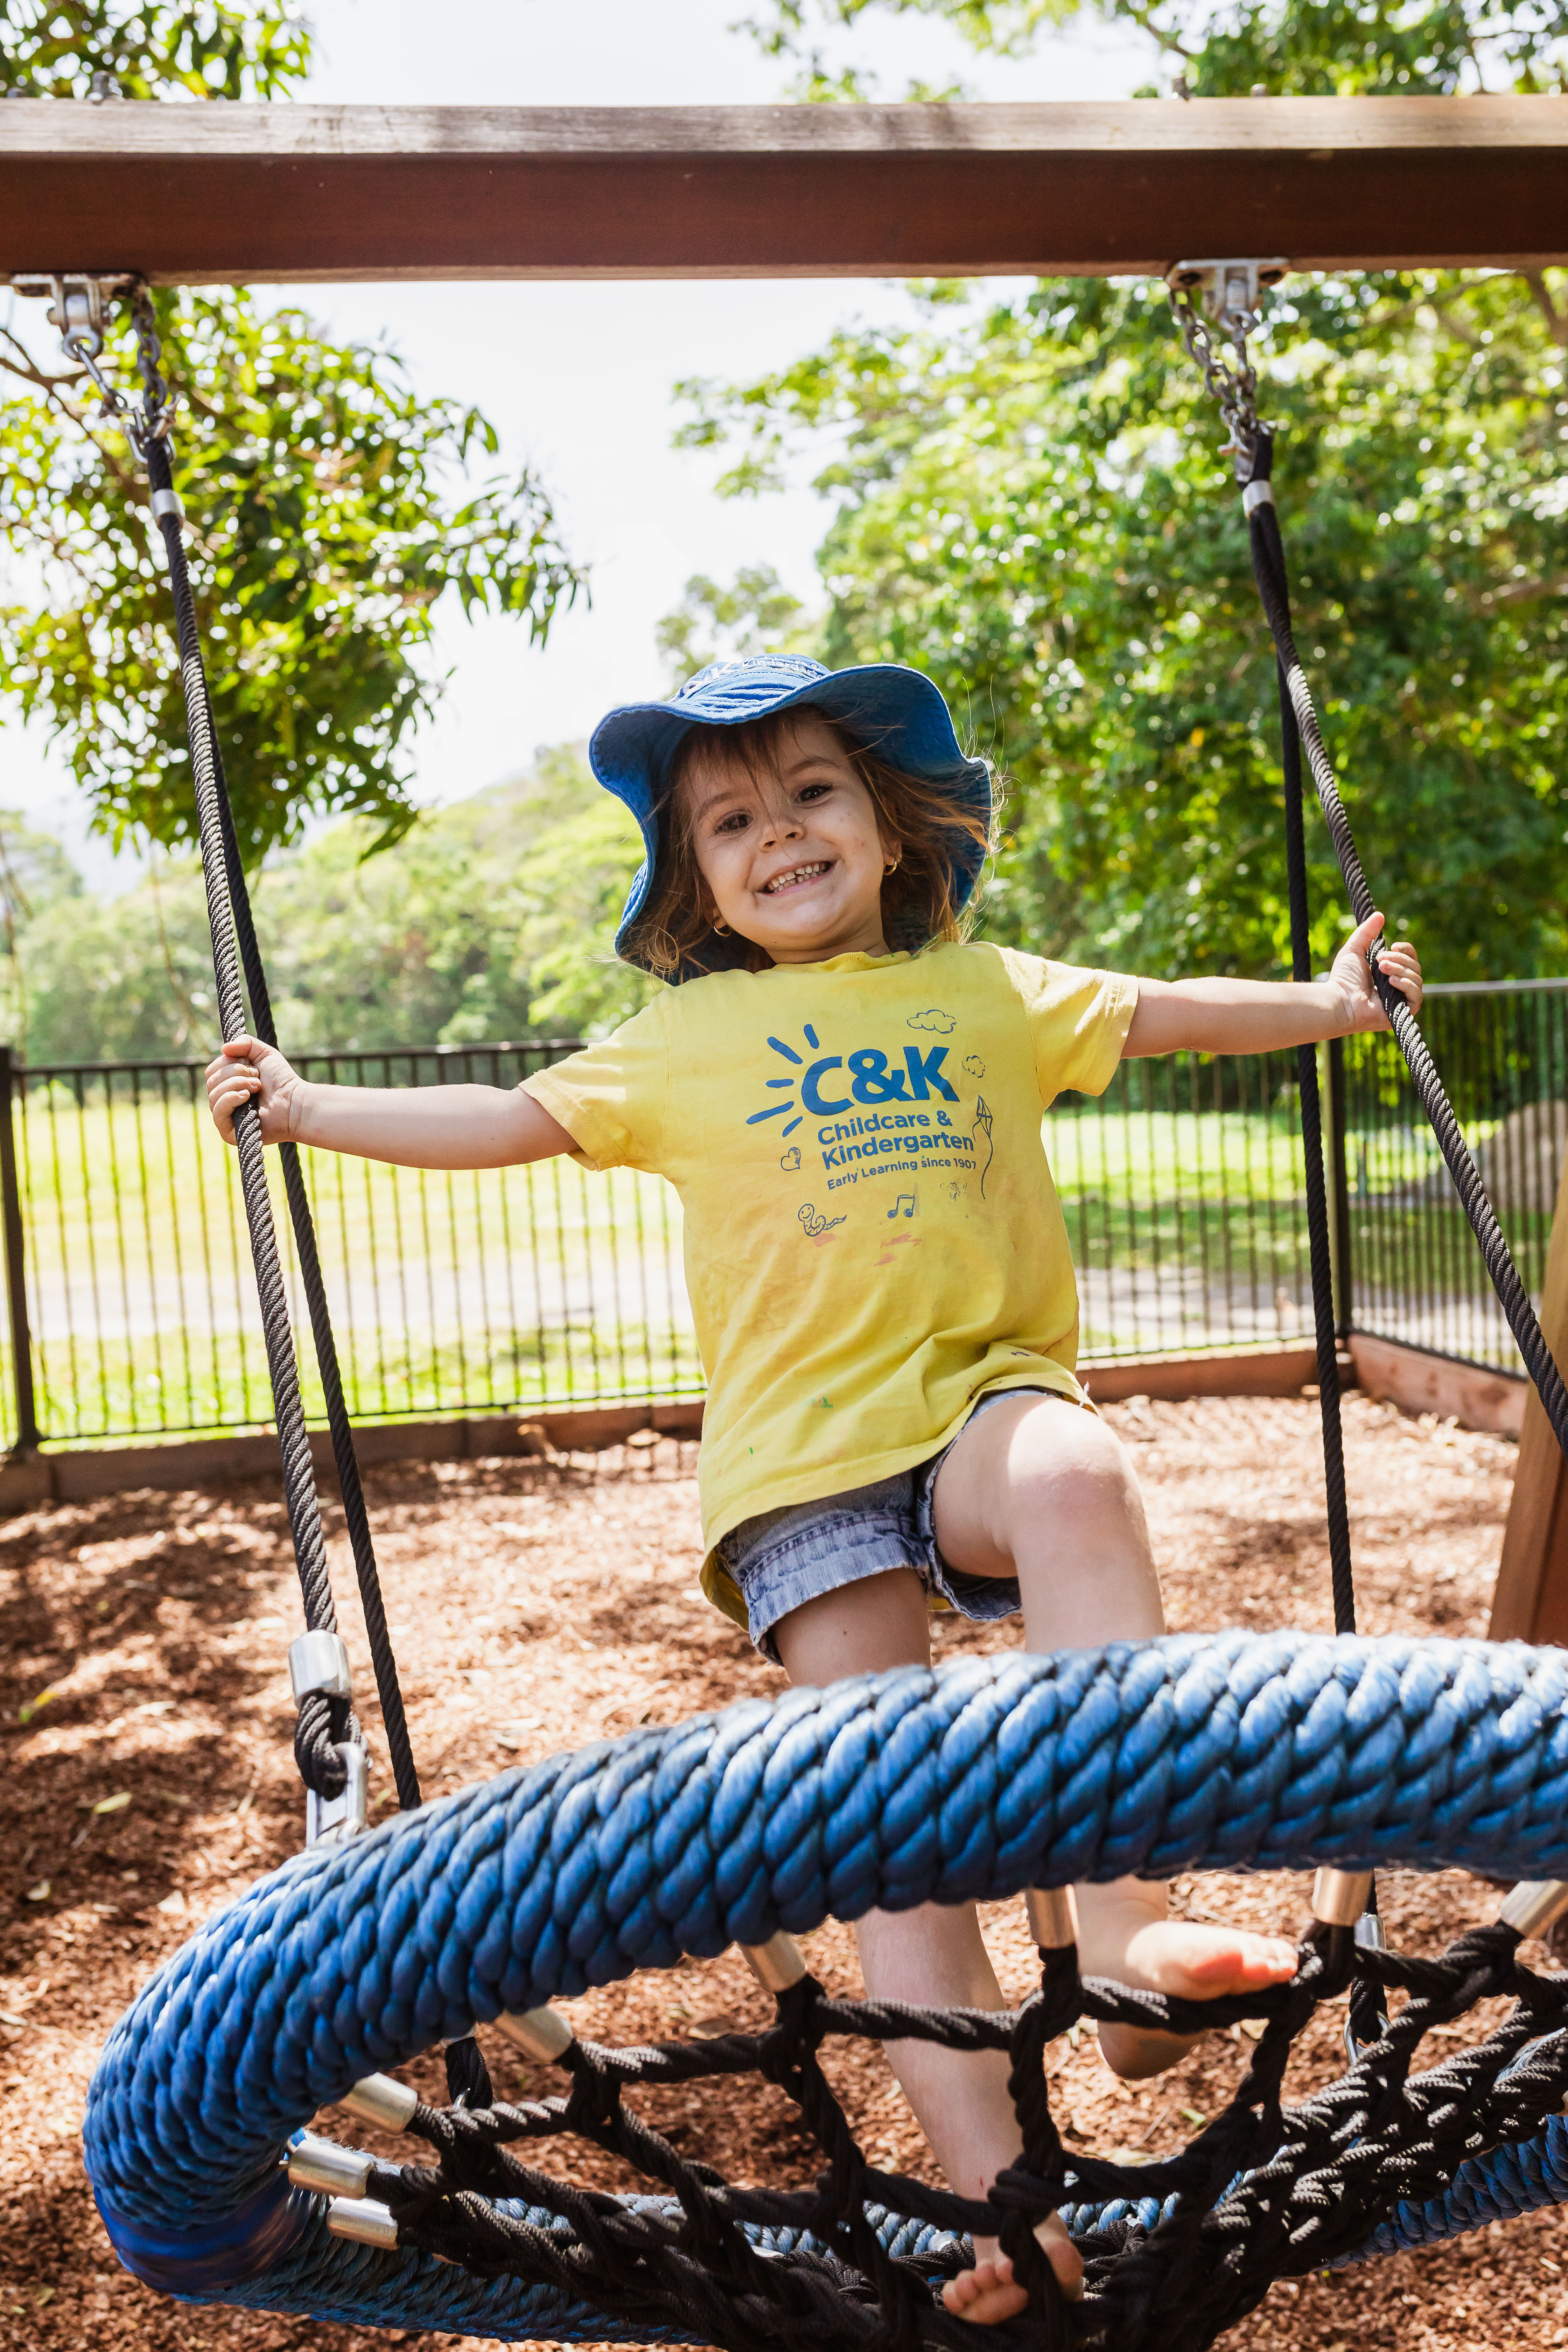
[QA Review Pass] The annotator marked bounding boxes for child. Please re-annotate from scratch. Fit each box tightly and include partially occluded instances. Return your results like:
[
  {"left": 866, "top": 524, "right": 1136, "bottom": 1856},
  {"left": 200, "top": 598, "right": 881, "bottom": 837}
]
[{"left": 208, "top": 654, "right": 1422, "bottom": 2323}]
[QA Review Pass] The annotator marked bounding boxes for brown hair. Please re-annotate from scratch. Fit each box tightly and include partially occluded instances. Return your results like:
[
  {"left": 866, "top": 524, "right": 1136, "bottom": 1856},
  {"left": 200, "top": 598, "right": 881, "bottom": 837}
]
[{"left": 625, "top": 704, "right": 995, "bottom": 980}]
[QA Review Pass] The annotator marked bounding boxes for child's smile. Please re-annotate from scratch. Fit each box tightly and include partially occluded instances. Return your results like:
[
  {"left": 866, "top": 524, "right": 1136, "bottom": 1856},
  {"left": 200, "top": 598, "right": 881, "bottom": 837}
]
[
  {"left": 762, "top": 859, "right": 832, "bottom": 895},
  {"left": 681, "top": 712, "right": 900, "bottom": 965}
]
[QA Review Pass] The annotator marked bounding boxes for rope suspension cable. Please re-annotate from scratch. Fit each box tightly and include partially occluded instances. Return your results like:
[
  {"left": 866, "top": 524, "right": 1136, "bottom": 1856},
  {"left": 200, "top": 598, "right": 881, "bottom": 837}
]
[
  {"left": 75, "top": 282, "right": 421, "bottom": 1819},
  {"left": 1169, "top": 269, "right": 1568, "bottom": 1468},
  {"left": 1169, "top": 264, "right": 1568, "bottom": 2054}
]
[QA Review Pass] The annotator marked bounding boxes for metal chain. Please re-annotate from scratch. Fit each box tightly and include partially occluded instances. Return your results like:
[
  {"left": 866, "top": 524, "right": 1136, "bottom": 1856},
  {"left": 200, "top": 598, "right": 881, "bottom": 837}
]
[
  {"left": 1169, "top": 282, "right": 1260, "bottom": 475},
  {"left": 64, "top": 276, "right": 176, "bottom": 453}
]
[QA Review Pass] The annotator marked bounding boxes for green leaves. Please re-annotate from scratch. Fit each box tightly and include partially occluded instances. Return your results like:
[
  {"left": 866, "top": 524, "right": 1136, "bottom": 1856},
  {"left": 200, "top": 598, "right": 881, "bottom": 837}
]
[
  {"left": 736, "top": 0, "right": 1568, "bottom": 94},
  {"left": 0, "top": 0, "right": 310, "bottom": 100},
  {"left": 677, "top": 270, "right": 1568, "bottom": 979},
  {"left": 0, "top": 290, "right": 584, "bottom": 863}
]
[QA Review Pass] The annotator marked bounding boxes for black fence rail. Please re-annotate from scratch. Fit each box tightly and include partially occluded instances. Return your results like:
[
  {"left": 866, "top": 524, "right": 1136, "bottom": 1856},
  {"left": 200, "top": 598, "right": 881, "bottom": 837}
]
[
  {"left": 1335, "top": 980, "right": 1568, "bottom": 1375},
  {"left": 0, "top": 1041, "right": 698, "bottom": 1451},
  {"left": 0, "top": 988, "right": 1555, "bottom": 1452}
]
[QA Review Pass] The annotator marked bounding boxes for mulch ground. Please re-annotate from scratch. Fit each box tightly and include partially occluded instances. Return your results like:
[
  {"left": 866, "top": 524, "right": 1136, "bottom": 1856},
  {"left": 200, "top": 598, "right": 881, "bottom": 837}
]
[{"left": 3, "top": 1389, "right": 1565, "bottom": 2352}]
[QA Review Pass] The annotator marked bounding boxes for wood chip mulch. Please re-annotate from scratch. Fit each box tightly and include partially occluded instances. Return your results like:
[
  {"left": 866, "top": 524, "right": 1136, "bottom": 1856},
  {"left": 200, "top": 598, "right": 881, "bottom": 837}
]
[{"left": 3, "top": 1390, "right": 1566, "bottom": 2351}]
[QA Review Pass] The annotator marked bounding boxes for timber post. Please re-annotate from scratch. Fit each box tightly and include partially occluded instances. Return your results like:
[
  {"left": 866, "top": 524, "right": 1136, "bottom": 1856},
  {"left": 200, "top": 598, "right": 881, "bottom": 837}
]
[{"left": 1490, "top": 1143, "right": 1568, "bottom": 1643}]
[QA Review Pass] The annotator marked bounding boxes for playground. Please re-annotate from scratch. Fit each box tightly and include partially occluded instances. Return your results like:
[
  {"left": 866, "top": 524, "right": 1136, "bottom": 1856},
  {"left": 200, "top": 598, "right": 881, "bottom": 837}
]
[{"left": 2, "top": 1389, "right": 1560, "bottom": 2352}]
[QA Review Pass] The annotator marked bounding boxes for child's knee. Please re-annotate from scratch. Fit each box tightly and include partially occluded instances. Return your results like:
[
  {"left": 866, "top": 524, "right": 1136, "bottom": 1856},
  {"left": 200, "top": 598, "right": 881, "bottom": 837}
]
[{"left": 1012, "top": 1408, "right": 1140, "bottom": 1529}]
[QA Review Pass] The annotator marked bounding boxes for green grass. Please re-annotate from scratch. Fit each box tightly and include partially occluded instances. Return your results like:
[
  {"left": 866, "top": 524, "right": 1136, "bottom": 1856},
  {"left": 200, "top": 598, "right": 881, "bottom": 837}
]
[
  {"left": 14, "top": 1089, "right": 700, "bottom": 1444},
  {"left": 1, "top": 1079, "right": 1531, "bottom": 1446}
]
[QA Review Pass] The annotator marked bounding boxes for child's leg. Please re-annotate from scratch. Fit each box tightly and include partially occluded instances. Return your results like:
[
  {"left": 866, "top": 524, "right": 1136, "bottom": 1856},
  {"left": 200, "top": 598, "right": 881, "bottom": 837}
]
[
  {"left": 930, "top": 1392, "right": 1297, "bottom": 2076},
  {"left": 919, "top": 1393, "right": 1296, "bottom": 2322},
  {"left": 772, "top": 1569, "right": 1084, "bottom": 2310}
]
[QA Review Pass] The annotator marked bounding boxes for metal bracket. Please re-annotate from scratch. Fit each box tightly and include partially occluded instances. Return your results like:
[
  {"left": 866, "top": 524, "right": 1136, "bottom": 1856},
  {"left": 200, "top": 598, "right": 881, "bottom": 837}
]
[
  {"left": 1344, "top": 1909, "right": 1390, "bottom": 2065},
  {"left": 4, "top": 273, "right": 139, "bottom": 362},
  {"left": 306, "top": 1739, "right": 368, "bottom": 1847},
  {"left": 1167, "top": 258, "right": 1288, "bottom": 330}
]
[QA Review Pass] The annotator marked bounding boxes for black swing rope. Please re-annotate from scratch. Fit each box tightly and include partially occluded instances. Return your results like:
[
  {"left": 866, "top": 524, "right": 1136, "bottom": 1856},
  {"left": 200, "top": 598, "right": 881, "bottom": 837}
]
[
  {"left": 1170, "top": 277, "right": 1568, "bottom": 1476},
  {"left": 100, "top": 289, "right": 422, "bottom": 1815},
  {"left": 72, "top": 275, "right": 1568, "bottom": 2352}
]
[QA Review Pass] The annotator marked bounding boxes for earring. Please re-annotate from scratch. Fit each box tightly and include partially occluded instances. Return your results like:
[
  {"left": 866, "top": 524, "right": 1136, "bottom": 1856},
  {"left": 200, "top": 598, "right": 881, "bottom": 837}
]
[
  {"left": 884, "top": 858, "right": 901, "bottom": 875},
  {"left": 712, "top": 916, "right": 732, "bottom": 936}
]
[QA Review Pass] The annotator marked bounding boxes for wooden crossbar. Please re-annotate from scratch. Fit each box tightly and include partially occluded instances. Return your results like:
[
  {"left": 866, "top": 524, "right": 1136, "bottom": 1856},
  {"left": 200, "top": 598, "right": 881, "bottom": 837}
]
[{"left": 2, "top": 96, "right": 1566, "bottom": 283}]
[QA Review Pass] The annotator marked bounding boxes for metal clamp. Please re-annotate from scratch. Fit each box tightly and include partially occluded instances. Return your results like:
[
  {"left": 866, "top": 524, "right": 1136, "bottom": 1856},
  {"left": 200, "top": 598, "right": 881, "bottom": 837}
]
[
  {"left": 1167, "top": 258, "right": 1289, "bottom": 329},
  {"left": 741, "top": 1932, "right": 807, "bottom": 1994},
  {"left": 306, "top": 1740, "right": 367, "bottom": 1847},
  {"left": 1499, "top": 1879, "right": 1568, "bottom": 1941},
  {"left": 4, "top": 273, "right": 138, "bottom": 362},
  {"left": 339, "top": 2072, "right": 418, "bottom": 2132},
  {"left": 1025, "top": 1886, "right": 1080, "bottom": 1951},
  {"left": 289, "top": 1629, "right": 352, "bottom": 1703},
  {"left": 5, "top": 270, "right": 176, "bottom": 448},
  {"left": 1311, "top": 1867, "right": 1373, "bottom": 1928},
  {"left": 1344, "top": 1910, "right": 1389, "bottom": 2065},
  {"left": 287, "top": 2130, "right": 372, "bottom": 2200},
  {"left": 326, "top": 2195, "right": 398, "bottom": 2250},
  {"left": 497, "top": 2005, "right": 574, "bottom": 2064}
]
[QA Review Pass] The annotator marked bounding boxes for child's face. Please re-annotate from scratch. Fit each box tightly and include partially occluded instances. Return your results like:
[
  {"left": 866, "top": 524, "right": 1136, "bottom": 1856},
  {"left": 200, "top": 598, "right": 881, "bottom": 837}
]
[{"left": 678, "top": 714, "right": 898, "bottom": 966}]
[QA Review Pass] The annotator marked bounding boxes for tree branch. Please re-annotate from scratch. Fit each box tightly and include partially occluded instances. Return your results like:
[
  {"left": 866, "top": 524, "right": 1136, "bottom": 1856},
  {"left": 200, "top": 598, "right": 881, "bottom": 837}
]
[{"left": 1523, "top": 270, "right": 1568, "bottom": 350}]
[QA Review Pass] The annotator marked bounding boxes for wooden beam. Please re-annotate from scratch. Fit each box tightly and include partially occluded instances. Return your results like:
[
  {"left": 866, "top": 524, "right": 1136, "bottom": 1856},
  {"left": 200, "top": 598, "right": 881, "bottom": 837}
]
[
  {"left": 1490, "top": 1148, "right": 1568, "bottom": 1644},
  {"left": 2, "top": 96, "right": 1566, "bottom": 284},
  {"left": 1349, "top": 1333, "right": 1526, "bottom": 1439}
]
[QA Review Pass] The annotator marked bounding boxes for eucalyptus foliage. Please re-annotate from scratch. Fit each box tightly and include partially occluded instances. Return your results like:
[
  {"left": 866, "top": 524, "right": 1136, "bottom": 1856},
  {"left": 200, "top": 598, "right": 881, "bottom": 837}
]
[
  {"left": 5, "top": 745, "right": 652, "bottom": 1061},
  {"left": 2, "top": 294, "right": 582, "bottom": 859},
  {"left": 0, "top": 0, "right": 308, "bottom": 100},
  {"left": 678, "top": 270, "right": 1568, "bottom": 978},
  {"left": 739, "top": 0, "right": 1568, "bottom": 93},
  {"left": 1, "top": 6, "right": 583, "bottom": 863}
]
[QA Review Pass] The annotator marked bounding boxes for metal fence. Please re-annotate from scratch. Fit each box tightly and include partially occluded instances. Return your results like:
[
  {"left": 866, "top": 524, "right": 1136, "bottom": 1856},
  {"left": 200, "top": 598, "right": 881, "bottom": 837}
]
[
  {"left": 0, "top": 986, "right": 1556, "bottom": 1451},
  {"left": 1335, "top": 980, "right": 1568, "bottom": 1375},
  {"left": 0, "top": 1041, "right": 698, "bottom": 1452}
]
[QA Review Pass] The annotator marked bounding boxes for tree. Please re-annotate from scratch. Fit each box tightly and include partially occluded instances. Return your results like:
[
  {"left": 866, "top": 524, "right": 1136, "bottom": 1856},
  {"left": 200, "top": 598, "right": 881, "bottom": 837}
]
[
  {"left": 670, "top": 3, "right": 1568, "bottom": 979},
  {"left": 678, "top": 271, "right": 1568, "bottom": 979},
  {"left": 655, "top": 564, "right": 811, "bottom": 682},
  {"left": 7, "top": 744, "right": 656, "bottom": 1061},
  {"left": 735, "top": 0, "right": 1568, "bottom": 96},
  {"left": 0, "top": 7, "right": 583, "bottom": 864}
]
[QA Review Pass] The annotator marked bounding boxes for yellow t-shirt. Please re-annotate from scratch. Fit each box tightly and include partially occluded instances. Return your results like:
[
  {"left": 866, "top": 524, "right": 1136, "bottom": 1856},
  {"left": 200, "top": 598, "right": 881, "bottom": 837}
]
[{"left": 522, "top": 940, "right": 1137, "bottom": 1627}]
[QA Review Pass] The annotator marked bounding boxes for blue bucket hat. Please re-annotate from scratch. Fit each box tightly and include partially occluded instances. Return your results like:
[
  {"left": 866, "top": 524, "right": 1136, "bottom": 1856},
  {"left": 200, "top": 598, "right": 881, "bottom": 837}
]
[{"left": 589, "top": 654, "right": 993, "bottom": 979}]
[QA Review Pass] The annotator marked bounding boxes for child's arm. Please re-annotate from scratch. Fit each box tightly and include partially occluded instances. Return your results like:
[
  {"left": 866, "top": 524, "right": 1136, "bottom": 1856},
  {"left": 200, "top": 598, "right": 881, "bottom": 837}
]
[
  {"left": 1124, "top": 913, "right": 1422, "bottom": 1060},
  {"left": 205, "top": 1036, "right": 575, "bottom": 1169}
]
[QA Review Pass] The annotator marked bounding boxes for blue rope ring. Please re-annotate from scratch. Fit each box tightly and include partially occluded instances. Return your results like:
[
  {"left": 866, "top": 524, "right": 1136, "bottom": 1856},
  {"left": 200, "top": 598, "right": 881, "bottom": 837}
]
[{"left": 83, "top": 1632, "right": 1568, "bottom": 2338}]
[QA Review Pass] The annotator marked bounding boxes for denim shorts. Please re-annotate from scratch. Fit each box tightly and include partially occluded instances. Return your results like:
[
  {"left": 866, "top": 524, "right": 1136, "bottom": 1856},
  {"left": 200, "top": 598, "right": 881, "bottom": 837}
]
[{"left": 716, "top": 1385, "right": 1074, "bottom": 1663}]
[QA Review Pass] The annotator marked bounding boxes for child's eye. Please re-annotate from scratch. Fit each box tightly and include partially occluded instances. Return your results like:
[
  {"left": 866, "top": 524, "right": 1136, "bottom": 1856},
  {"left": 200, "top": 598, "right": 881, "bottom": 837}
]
[
  {"left": 797, "top": 782, "right": 832, "bottom": 804},
  {"left": 713, "top": 809, "right": 750, "bottom": 835}
]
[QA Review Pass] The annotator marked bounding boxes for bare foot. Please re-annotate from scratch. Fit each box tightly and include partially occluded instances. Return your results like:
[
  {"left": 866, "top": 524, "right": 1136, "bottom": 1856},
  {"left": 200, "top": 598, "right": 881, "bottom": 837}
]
[
  {"left": 941, "top": 2221, "right": 1083, "bottom": 2325},
  {"left": 1086, "top": 1911, "right": 1298, "bottom": 2081}
]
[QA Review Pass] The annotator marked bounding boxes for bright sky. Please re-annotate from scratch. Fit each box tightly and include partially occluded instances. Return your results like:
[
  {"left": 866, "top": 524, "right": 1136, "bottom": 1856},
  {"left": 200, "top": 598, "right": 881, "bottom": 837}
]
[{"left": 4, "top": 0, "right": 1155, "bottom": 891}]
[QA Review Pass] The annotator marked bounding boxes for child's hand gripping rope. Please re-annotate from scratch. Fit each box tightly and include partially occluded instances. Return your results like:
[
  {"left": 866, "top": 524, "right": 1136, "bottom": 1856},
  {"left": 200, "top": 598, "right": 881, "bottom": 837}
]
[{"left": 206, "top": 1035, "right": 306, "bottom": 1144}]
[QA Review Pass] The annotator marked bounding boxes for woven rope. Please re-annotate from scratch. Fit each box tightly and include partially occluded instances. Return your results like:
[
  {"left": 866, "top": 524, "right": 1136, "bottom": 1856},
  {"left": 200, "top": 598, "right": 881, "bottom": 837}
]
[{"left": 83, "top": 1635, "right": 1568, "bottom": 2340}]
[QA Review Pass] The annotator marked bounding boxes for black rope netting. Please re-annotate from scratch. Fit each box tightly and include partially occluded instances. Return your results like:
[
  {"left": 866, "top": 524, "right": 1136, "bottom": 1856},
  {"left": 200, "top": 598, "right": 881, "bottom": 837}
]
[
  {"left": 88, "top": 274, "right": 1568, "bottom": 2352},
  {"left": 355, "top": 1919, "right": 1568, "bottom": 2352}
]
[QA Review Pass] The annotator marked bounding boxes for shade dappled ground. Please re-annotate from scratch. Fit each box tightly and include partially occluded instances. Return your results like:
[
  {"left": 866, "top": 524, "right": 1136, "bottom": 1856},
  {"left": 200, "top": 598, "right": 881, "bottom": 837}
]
[{"left": 3, "top": 1391, "right": 1564, "bottom": 2352}]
